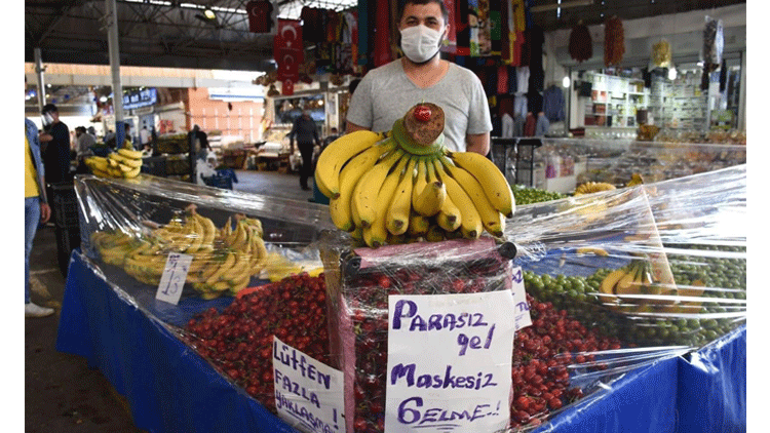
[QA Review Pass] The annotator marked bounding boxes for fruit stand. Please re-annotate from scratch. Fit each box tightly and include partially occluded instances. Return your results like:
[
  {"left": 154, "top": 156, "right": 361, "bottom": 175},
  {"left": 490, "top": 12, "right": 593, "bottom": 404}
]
[{"left": 56, "top": 102, "right": 745, "bottom": 433}]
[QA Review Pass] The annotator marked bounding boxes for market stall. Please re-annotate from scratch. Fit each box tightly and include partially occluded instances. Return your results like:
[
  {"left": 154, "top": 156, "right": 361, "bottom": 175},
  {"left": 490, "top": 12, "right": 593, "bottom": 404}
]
[{"left": 56, "top": 158, "right": 746, "bottom": 433}]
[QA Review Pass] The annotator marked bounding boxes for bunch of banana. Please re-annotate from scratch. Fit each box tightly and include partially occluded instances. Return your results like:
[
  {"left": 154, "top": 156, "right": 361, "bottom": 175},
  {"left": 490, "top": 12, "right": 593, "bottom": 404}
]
[
  {"left": 316, "top": 102, "right": 515, "bottom": 248},
  {"left": 598, "top": 258, "right": 678, "bottom": 314},
  {"left": 90, "top": 206, "right": 271, "bottom": 299},
  {"left": 85, "top": 147, "right": 143, "bottom": 179},
  {"left": 573, "top": 181, "right": 616, "bottom": 195}
]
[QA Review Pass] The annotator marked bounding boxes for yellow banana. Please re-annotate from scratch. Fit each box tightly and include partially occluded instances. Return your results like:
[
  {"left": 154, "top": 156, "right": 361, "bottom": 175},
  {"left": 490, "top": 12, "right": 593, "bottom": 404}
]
[
  {"left": 122, "top": 165, "right": 141, "bottom": 179},
  {"left": 434, "top": 160, "right": 479, "bottom": 237},
  {"left": 205, "top": 252, "right": 237, "bottom": 285},
  {"left": 413, "top": 159, "right": 446, "bottom": 217},
  {"left": 315, "top": 130, "right": 386, "bottom": 199},
  {"left": 448, "top": 151, "right": 515, "bottom": 218},
  {"left": 352, "top": 148, "right": 405, "bottom": 228},
  {"left": 386, "top": 158, "right": 417, "bottom": 236},
  {"left": 118, "top": 148, "right": 143, "bottom": 160},
  {"left": 599, "top": 269, "right": 626, "bottom": 298},
  {"left": 224, "top": 252, "right": 251, "bottom": 284},
  {"left": 439, "top": 155, "right": 505, "bottom": 237},
  {"left": 410, "top": 158, "right": 429, "bottom": 211},
  {"left": 185, "top": 215, "right": 205, "bottom": 253},
  {"left": 109, "top": 152, "right": 143, "bottom": 168},
  {"left": 250, "top": 236, "right": 268, "bottom": 273},
  {"left": 229, "top": 275, "right": 252, "bottom": 295},
  {"left": 614, "top": 264, "right": 641, "bottom": 296},
  {"left": 230, "top": 220, "right": 248, "bottom": 250},
  {"left": 435, "top": 191, "right": 461, "bottom": 233},
  {"left": 363, "top": 156, "right": 408, "bottom": 247},
  {"left": 85, "top": 156, "right": 109, "bottom": 172},
  {"left": 407, "top": 212, "right": 430, "bottom": 237},
  {"left": 332, "top": 141, "right": 398, "bottom": 231},
  {"left": 350, "top": 225, "right": 363, "bottom": 241},
  {"left": 196, "top": 213, "right": 217, "bottom": 252}
]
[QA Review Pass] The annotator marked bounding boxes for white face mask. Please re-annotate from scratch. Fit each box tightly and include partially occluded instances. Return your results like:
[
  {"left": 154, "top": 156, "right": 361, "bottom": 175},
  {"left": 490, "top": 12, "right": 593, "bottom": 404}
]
[
  {"left": 42, "top": 113, "right": 54, "bottom": 127},
  {"left": 400, "top": 24, "right": 443, "bottom": 64}
]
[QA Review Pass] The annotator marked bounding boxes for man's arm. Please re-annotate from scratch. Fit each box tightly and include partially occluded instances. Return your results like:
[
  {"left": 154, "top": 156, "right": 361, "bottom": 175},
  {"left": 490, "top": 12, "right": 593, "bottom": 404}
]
[
  {"left": 465, "top": 132, "right": 490, "bottom": 156},
  {"left": 345, "top": 121, "right": 369, "bottom": 134},
  {"left": 39, "top": 175, "right": 51, "bottom": 224}
]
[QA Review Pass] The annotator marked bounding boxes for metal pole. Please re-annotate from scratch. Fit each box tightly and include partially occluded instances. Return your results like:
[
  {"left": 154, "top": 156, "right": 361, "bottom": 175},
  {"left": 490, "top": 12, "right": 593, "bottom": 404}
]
[
  {"left": 106, "top": 0, "right": 125, "bottom": 148},
  {"left": 33, "top": 48, "right": 46, "bottom": 113}
]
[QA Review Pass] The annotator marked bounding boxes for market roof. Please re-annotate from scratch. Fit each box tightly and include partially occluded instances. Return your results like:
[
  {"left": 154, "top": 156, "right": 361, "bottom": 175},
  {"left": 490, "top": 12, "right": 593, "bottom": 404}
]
[{"left": 25, "top": 0, "right": 746, "bottom": 72}]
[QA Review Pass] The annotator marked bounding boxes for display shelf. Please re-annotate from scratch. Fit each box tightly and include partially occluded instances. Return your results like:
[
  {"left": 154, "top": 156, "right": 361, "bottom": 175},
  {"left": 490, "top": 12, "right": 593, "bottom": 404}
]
[{"left": 582, "top": 72, "right": 649, "bottom": 130}]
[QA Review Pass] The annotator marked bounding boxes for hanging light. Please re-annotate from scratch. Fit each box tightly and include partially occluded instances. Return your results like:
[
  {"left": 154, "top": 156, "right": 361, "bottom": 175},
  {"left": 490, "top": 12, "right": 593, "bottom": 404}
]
[{"left": 562, "top": 76, "right": 571, "bottom": 88}]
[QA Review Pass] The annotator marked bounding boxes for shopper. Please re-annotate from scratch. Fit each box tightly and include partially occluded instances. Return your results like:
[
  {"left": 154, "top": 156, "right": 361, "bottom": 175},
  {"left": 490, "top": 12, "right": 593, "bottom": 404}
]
[
  {"left": 75, "top": 126, "right": 96, "bottom": 167},
  {"left": 289, "top": 110, "right": 320, "bottom": 191},
  {"left": 190, "top": 125, "right": 212, "bottom": 161},
  {"left": 38, "top": 103, "right": 72, "bottom": 185},
  {"left": 25, "top": 118, "right": 54, "bottom": 318},
  {"left": 345, "top": 0, "right": 492, "bottom": 155},
  {"left": 139, "top": 126, "right": 151, "bottom": 149}
]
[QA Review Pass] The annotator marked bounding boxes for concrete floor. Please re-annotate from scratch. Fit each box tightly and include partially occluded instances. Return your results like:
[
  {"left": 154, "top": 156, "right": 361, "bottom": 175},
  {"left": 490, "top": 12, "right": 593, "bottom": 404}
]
[{"left": 25, "top": 169, "right": 325, "bottom": 432}]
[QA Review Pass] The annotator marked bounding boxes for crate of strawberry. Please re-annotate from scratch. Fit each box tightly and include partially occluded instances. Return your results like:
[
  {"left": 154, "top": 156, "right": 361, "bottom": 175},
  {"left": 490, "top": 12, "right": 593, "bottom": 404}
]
[{"left": 320, "top": 235, "right": 517, "bottom": 433}]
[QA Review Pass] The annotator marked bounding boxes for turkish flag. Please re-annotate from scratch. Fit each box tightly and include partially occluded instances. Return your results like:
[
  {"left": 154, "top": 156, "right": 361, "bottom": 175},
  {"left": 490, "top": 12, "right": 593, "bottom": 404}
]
[
  {"left": 274, "top": 19, "right": 303, "bottom": 81},
  {"left": 281, "top": 78, "right": 295, "bottom": 96}
]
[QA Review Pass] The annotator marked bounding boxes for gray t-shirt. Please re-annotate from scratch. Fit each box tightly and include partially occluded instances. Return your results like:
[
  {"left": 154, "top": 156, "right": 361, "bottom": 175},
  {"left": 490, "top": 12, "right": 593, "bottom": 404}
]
[{"left": 347, "top": 59, "right": 493, "bottom": 152}]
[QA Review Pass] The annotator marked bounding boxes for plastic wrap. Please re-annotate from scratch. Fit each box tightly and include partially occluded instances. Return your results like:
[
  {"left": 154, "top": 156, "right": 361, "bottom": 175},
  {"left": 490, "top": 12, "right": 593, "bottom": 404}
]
[
  {"left": 499, "top": 165, "right": 745, "bottom": 431},
  {"left": 319, "top": 234, "right": 517, "bottom": 433},
  {"left": 532, "top": 138, "right": 746, "bottom": 189},
  {"left": 75, "top": 173, "right": 333, "bottom": 316}
]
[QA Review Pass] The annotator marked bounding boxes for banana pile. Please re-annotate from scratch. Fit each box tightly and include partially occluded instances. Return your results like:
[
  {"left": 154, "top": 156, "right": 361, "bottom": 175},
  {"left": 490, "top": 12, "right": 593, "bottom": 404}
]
[
  {"left": 90, "top": 206, "right": 268, "bottom": 299},
  {"left": 315, "top": 102, "right": 515, "bottom": 248},
  {"left": 573, "top": 181, "right": 616, "bottom": 195},
  {"left": 598, "top": 258, "right": 683, "bottom": 314},
  {"left": 85, "top": 148, "right": 143, "bottom": 179}
]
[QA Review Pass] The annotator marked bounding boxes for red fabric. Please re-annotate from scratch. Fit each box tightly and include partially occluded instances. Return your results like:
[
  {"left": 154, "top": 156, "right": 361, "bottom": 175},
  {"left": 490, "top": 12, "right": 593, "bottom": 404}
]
[
  {"left": 455, "top": 0, "right": 470, "bottom": 56},
  {"left": 274, "top": 19, "right": 303, "bottom": 82},
  {"left": 497, "top": 65, "right": 509, "bottom": 94},
  {"left": 374, "top": 0, "right": 392, "bottom": 67},
  {"left": 246, "top": 0, "right": 273, "bottom": 33},
  {"left": 524, "top": 113, "right": 536, "bottom": 136}
]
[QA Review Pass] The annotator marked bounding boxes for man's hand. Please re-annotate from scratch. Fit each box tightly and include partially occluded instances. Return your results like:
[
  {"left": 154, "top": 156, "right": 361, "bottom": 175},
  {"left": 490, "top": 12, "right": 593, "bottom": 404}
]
[{"left": 40, "top": 203, "right": 51, "bottom": 225}]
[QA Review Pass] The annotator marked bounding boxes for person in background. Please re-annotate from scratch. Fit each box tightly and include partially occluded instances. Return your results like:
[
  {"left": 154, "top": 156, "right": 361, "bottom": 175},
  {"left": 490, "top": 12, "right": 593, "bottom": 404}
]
[
  {"left": 139, "top": 126, "right": 151, "bottom": 150},
  {"left": 346, "top": 0, "right": 492, "bottom": 155},
  {"left": 190, "top": 125, "right": 211, "bottom": 161},
  {"left": 75, "top": 126, "right": 96, "bottom": 173},
  {"left": 38, "top": 103, "right": 72, "bottom": 185},
  {"left": 289, "top": 109, "right": 320, "bottom": 191},
  {"left": 25, "top": 117, "right": 54, "bottom": 318},
  {"left": 323, "top": 127, "right": 340, "bottom": 149}
]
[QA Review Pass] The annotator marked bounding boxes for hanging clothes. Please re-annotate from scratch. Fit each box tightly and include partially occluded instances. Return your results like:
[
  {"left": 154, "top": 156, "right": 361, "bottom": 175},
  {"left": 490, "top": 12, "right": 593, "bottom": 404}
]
[
  {"left": 535, "top": 113, "right": 550, "bottom": 136},
  {"left": 501, "top": 113, "right": 514, "bottom": 138},
  {"left": 542, "top": 85, "right": 566, "bottom": 122},
  {"left": 524, "top": 112, "right": 536, "bottom": 136}
]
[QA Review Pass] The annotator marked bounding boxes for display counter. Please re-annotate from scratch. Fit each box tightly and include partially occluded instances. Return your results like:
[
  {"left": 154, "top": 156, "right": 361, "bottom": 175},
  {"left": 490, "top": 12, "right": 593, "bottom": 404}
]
[{"left": 518, "top": 138, "right": 746, "bottom": 194}]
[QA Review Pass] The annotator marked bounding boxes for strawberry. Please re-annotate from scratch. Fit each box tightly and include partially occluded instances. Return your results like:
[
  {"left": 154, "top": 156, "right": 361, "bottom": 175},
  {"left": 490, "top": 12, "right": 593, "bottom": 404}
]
[{"left": 414, "top": 105, "right": 432, "bottom": 122}]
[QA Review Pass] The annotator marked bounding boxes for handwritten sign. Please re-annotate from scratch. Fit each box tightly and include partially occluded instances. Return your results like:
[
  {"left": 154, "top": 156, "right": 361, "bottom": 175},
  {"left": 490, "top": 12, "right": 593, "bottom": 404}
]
[
  {"left": 511, "top": 266, "right": 532, "bottom": 331},
  {"left": 155, "top": 252, "right": 192, "bottom": 305},
  {"left": 273, "top": 337, "right": 345, "bottom": 433},
  {"left": 385, "top": 291, "right": 516, "bottom": 433}
]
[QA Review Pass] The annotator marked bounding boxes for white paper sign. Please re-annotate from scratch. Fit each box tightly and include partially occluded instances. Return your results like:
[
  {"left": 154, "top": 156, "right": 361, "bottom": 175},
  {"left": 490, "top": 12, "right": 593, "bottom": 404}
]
[
  {"left": 385, "top": 291, "right": 516, "bottom": 433},
  {"left": 273, "top": 337, "right": 346, "bottom": 433},
  {"left": 511, "top": 266, "right": 532, "bottom": 331},
  {"left": 155, "top": 252, "right": 192, "bottom": 305}
]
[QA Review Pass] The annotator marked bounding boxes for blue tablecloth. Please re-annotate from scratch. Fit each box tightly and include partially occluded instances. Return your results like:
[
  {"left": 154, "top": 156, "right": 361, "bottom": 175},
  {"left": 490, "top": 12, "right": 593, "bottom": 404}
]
[{"left": 56, "top": 252, "right": 746, "bottom": 433}]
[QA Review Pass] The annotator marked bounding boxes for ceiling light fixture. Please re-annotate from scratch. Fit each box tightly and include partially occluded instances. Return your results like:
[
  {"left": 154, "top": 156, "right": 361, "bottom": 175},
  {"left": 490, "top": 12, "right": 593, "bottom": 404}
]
[
  {"left": 562, "top": 76, "right": 571, "bottom": 88},
  {"left": 530, "top": 0, "right": 593, "bottom": 13}
]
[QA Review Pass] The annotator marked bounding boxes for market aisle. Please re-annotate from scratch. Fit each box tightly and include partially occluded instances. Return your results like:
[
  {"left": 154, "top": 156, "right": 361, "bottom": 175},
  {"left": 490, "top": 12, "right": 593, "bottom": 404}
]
[
  {"left": 25, "top": 225, "right": 146, "bottom": 433},
  {"left": 231, "top": 169, "right": 321, "bottom": 203}
]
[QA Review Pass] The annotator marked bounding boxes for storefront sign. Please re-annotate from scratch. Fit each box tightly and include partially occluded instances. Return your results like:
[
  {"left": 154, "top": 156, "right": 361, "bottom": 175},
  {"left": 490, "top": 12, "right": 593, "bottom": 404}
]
[
  {"left": 511, "top": 266, "right": 532, "bottom": 331},
  {"left": 385, "top": 291, "right": 516, "bottom": 433},
  {"left": 123, "top": 88, "right": 157, "bottom": 110},
  {"left": 273, "top": 337, "right": 345, "bottom": 433}
]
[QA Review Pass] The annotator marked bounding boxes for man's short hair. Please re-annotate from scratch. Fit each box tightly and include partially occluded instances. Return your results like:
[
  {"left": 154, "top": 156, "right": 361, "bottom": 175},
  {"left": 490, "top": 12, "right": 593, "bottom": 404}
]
[
  {"left": 42, "top": 103, "right": 58, "bottom": 114},
  {"left": 397, "top": 0, "right": 449, "bottom": 24}
]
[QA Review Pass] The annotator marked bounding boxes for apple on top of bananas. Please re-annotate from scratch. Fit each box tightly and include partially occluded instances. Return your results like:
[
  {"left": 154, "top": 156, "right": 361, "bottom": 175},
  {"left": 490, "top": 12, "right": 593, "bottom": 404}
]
[{"left": 315, "top": 102, "right": 515, "bottom": 248}]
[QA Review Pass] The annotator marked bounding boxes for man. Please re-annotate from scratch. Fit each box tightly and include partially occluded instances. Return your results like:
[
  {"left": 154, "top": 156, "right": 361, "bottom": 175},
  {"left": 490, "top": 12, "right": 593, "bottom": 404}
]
[
  {"left": 75, "top": 126, "right": 95, "bottom": 161},
  {"left": 38, "top": 103, "right": 72, "bottom": 184},
  {"left": 25, "top": 117, "right": 54, "bottom": 317},
  {"left": 346, "top": 0, "right": 492, "bottom": 155},
  {"left": 289, "top": 110, "right": 320, "bottom": 191},
  {"left": 190, "top": 125, "right": 211, "bottom": 161},
  {"left": 139, "top": 126, "right": 152, "bottom": 149}
]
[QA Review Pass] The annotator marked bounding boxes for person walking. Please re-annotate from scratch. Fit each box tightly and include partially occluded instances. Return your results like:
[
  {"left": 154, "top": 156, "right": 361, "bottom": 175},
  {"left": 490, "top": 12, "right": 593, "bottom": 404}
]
[
  {"left": 25, "top": 117, "right": 54, "bottom": 318},
  {"left": 289, "top": 110, "right": 320, "bottom": 191}
]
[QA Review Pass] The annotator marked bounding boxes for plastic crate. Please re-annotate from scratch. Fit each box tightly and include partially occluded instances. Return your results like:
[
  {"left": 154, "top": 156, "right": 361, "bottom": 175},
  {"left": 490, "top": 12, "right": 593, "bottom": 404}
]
[
  {"left": 55, "top": 225, "right": 81, "bottom": 277},
  {"left": 141, "top": 156, "right": 167, "bottom": 177},
  {"left": 50, "top": 182, "right": 79, "bottom": 229},
  {"left": 201, "top": 174, "right": 233, "bottom": 190}
]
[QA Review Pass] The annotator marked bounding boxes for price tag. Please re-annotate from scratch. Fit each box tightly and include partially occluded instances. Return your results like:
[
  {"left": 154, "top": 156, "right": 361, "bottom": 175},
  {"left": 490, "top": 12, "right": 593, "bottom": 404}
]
[
  {"left": 385, "top": 291, "right": 516, "bottom": 433},
  {"left": 511, "top": 266, "right": 532, "bottom": 331},
  {"left": 155, "top": 252, "right": 192, "bottom": 305},
  {"left": 273, "top": 337, "right": 346, "bottom": 433}
]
